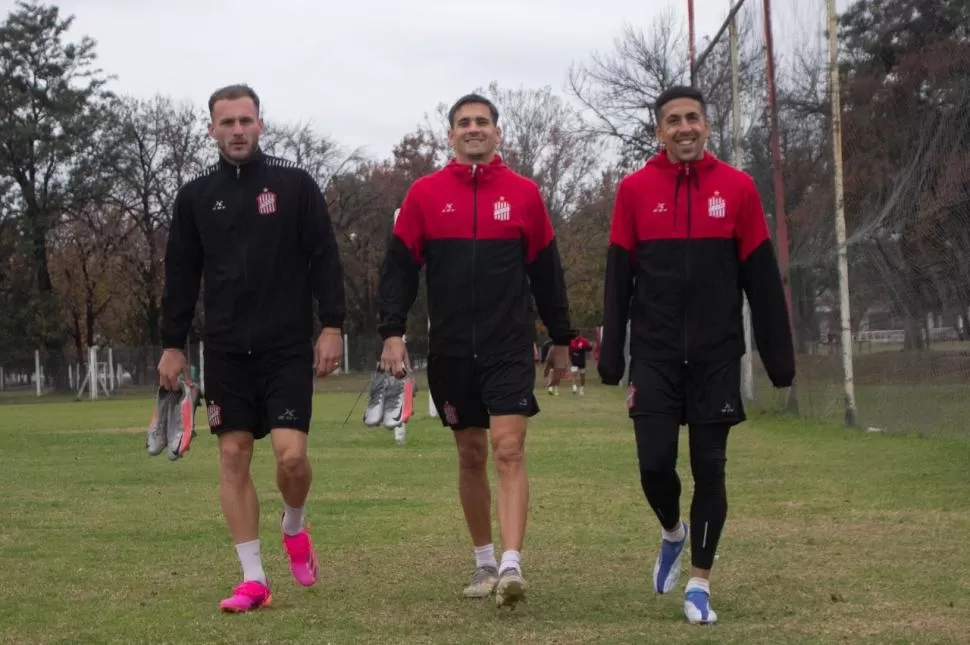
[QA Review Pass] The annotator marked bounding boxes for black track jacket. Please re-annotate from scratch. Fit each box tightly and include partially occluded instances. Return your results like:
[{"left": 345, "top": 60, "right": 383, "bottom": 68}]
[
  {"left": 377, "top": 156, "right": 575, "bottom": 357},
  {"left": 160, "top": 150, "right": 345, "bottom": 354},
  {"left": 599, "top": 152, "right": 794, "bottom": 387}
]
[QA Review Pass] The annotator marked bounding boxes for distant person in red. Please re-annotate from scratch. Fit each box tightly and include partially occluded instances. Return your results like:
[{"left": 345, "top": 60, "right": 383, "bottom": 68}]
[{"left": 568, "top": 335, "right": 593, "bottom": 395}]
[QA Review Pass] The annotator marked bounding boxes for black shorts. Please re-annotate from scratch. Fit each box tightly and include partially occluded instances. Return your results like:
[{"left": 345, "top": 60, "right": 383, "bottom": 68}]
[
  {"left": 427, "top": 351, "right": 539, "bottom": 431},
  {"left": 626, "top": 359, "right": 745, "bottom": 426},
  {"left": 203, "top": 345, "right": 314, "bottom": 440}
]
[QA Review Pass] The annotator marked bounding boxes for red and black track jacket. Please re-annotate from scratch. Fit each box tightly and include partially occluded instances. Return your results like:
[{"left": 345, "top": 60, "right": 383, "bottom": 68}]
[
  {"left": 598, "top": 151, "right": 795, "bottom": 387},
  {"left": 377, "top": 156, "right": 575, "bottom": 357}
]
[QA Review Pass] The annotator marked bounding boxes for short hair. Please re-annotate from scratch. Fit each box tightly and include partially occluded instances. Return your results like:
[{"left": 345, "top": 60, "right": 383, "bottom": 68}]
[
  {"left": 654, "top": 85, "right": 706, "bottom": 123},
  {"left": 448, "top": 93, "right": 499, "bottom": 128},
  {"left": 208, "top": 84, "right": 260, "bottom": 116}
]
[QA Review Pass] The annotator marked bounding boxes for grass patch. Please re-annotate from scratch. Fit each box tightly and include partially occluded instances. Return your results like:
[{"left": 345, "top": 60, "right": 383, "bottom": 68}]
[{"left": 0, "top": 378, "right": 968, "bottom": 644}]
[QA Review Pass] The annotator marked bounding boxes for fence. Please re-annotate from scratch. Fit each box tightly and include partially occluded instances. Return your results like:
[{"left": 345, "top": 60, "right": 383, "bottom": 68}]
[{"left": 688, "top": 0, "right": 970, "bottom": 440}]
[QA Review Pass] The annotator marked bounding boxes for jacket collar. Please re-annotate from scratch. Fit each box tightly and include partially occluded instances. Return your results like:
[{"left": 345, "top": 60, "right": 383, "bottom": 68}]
[
  {"left": 646, "top": 150, "right": 718, "bottom": 176},
  {"left": 445, "top": 154, "right": 507, "bottom": 184},
  {"left": 219, "top": 147, "right": 266, "bottom": 178}
]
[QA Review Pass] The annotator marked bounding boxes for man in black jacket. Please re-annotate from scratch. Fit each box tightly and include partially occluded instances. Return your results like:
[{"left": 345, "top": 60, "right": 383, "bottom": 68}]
[
  {"left": 377, "top": 94, "right": 574, "bottom": 608},
  {"left": 158, "top": 84, "right": 345, "bottom": 613},
  {"left": 599, "top": 86, "right": 794, "bottom": 624}
]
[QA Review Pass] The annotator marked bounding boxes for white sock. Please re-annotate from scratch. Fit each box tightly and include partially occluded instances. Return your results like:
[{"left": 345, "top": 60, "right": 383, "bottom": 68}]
[
  {"left": 499, "top": 550, "right": 521, "bottom": 574},
  {"left": 662, "top": 521, "right": 686, "bottom": 542},
  {"left": 282, "top": 503, "right": 305, "bottom": 536},
  {"left": 686, "top": 577, "right": 710, "bottom": 594},
  {"left": 474, "top": 543, "right": 497, "bottom": 569},
  {"left": 235, "top": 540, "right": 267, "bottom": 584}
]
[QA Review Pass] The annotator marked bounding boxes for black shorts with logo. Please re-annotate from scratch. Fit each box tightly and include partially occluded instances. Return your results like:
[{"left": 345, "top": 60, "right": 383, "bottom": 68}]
[
  {"left": 626, "top": 359, "right": 745, "bottom": 427},
  {"left": 427, "top": 350, "right": 539, "bottom": 431},
  {"left": 202, "top": 344, "right": 314, "bottom": 440}
]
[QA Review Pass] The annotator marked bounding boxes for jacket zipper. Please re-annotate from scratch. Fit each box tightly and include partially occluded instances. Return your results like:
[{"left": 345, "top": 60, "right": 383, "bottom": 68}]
[
  {"left": 237, "top": 165, "right": 253, "bottom": 355},
  {"left": 683, "top": 163, "right": 692, "bottom": 365},
  {"left": 471, "top": 165, "right": 479, "bottom": 359}
]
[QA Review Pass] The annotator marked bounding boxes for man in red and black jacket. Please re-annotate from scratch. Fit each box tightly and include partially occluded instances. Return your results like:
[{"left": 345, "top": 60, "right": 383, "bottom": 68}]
[
  {"left": 376, "top": 93, "right": 575, "bottom": 609},
  {"left": 599, "top": 86, "right": 794, "bottom": 625}
]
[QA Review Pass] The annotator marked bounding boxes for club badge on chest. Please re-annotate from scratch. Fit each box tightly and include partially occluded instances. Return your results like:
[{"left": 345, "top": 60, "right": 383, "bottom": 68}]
[{"left": 257, "top": 188, "right": 278, "bottom": 215}]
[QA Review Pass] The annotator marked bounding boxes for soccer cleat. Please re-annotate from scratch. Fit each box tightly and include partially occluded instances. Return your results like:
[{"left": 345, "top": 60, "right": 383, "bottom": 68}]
[
  {"left": 146, "top": 388, "right": 173, "bottom": 456},
  {"left": 281, "top": 516, "right": 319, "bottom": 587},
  {"left": 382, "top": 374, "right": 415, "bottom": 429},
  {"left": 684, "top": 587, "right": 718, "bottom": 624},
  {"left": 363, "top": 370, "right": 389, "bottom": 427},
  {"left": 462, "top": 565, "right": 499, "bottom": 599},
  {"left": 495, "top": 567, "right": 528, "bottom": 608},
  {"left": 219, "top": 580, "right": 272, "bottom": 613},
  {"left": 653, "top": 521, "right": 688, "bottom": 594},
  {"left": 167, "top": 381, "right": 200, "bottom": 461}
]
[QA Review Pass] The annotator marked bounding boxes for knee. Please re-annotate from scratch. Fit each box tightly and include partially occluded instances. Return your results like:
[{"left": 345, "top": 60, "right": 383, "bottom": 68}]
[
  {"left": 456, "top": 437, "right": 488, "bottom": 472},
  {"left": 219, "top": 437, "right": 253, "bottom": 479},
  {"left": 492, "top": 437, "right": 525, "bottom": 472},
  {"left": 690, "top": 450, "right": 727, "bottom": 489},
  {"left": 276, "top": 449, "right": 308, "bottom": 478},
  {"left": 636, "top": 442, "right": 677, "bottom": 479}
]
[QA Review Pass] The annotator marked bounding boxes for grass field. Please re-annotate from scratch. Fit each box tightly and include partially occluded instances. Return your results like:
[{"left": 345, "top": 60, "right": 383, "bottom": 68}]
[{"left": 1, "top": 372, "right": 970, "bottom": 644}]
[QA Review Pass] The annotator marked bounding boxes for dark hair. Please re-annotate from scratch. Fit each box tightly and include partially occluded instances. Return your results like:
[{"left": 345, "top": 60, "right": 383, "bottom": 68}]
[
  {"left": 208, "top": 84, "right": 260, "bottom": 116},
  {"left": 447, "top": 93, "right": 499, "bottom": 128},
  {"left": 654, "top": 85, "right": 706, "bottom": 123}
]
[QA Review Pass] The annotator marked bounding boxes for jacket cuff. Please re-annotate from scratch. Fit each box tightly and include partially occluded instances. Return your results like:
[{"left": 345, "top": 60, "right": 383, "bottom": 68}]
[
  {"left": 318, "top": 316, "right": 344, "bottom": 330},
  {"left": 161, "top": 336, "right": 186, "bottom": 351},
  {"left": 770, "top": 371, "right": 795, "bottom": 389},
  {"left": 550, "top": 328, "right": 577, "bottom": 345},
  {"left": 379, "top": 324, "right": 406, "bottom": 340}
]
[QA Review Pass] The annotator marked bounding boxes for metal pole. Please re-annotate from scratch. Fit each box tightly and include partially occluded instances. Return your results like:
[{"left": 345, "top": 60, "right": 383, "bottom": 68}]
[
  {"left": 34, "top": 349, "right": 41, "bottom": 396},
  {"left": 827, "top": 0, "right": 857, "bottom": 427},
  {"left": 730, "top": 1, "right": 755, "bottom": 403},
  {"left": 688, "top": 0, "right": 697, "bottom": 85},
  {"left": 89, "top": 346, "right": 97, "bottom": 400},
  {"left": 762, "top": 0, "right": 798, "bottom": 414}
]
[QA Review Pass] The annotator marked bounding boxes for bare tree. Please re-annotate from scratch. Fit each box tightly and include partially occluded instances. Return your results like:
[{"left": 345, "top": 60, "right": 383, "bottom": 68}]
[
  {"left": 104, "top": 95, "right": 209, "bottom": 346},
  {"left": 260, "top": 120, "right": 363, "bottom": 190},
  {"left": 567, "top": 9, "right": 688, "bottom": 162}
]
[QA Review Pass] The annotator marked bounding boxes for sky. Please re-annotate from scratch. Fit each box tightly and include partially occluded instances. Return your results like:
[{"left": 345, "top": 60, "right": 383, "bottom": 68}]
[{"left": 46, "top": 0, "right": 839, "bottom": 161}]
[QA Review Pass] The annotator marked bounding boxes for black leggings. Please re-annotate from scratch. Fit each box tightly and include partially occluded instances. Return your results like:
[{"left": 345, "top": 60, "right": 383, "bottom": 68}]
[{"left": 633, "top": 416, "right": 730, "bottom": 570}]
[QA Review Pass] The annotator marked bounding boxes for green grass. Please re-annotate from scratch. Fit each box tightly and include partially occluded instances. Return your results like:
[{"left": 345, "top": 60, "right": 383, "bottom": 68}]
[
  {"left": 749, "top": 346, "right": 970, "bottom": 440},
  {"left": 1, "top": 376, "right": 969, "bottom": 644}
]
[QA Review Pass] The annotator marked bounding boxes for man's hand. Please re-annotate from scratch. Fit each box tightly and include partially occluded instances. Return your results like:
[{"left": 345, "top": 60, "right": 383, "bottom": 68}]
[
  {"left": 549, "top": 345, "right": 569, "bottom": 381},
  {"left": 314, "top": 328, "right": 343, "bottom": 377},
  {"left": 380, "top": 336, "right": 410, "bottom": 378},
  {"left": 158, "top": 349, "right": 191, "bottom": 391}
]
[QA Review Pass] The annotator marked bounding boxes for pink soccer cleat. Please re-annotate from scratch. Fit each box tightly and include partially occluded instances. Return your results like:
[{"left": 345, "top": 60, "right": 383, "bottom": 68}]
[
  {"left": 218, "top": 580, "right": 272, "bottom": 613},
  {"left": 281, "top": 516, "right": 319, "bottom": 587}
]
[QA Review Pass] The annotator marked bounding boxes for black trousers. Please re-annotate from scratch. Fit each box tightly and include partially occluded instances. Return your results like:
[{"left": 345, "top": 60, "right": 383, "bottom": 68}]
[
  {"left": 627, "top": 359, "right": 740, "bottom": 570},
  {"left": 634, "top": 417, "right": 729, "bottom": 570}
]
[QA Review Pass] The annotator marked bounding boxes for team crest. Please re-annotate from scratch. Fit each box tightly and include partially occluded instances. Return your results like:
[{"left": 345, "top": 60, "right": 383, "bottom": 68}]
[
  {"left": 707, "top": 192, "right": 726, "bottom": 219},
  {"left": 256, "top": 189, "right": 278, "bottom": 215},
  {"left": 493, "top": 197, "right": 511, "bottom": 221},
  {"left": 443, "top": 402, "right": 459, "bottom": 425},
  {"left": 207, "top": 402, "right": 222, "bottom": 428}
]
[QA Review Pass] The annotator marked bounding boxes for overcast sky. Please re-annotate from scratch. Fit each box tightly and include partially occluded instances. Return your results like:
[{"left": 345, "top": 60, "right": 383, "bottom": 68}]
[{"left": 48, "top": 0, "right": 839, "bottom": 161}]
